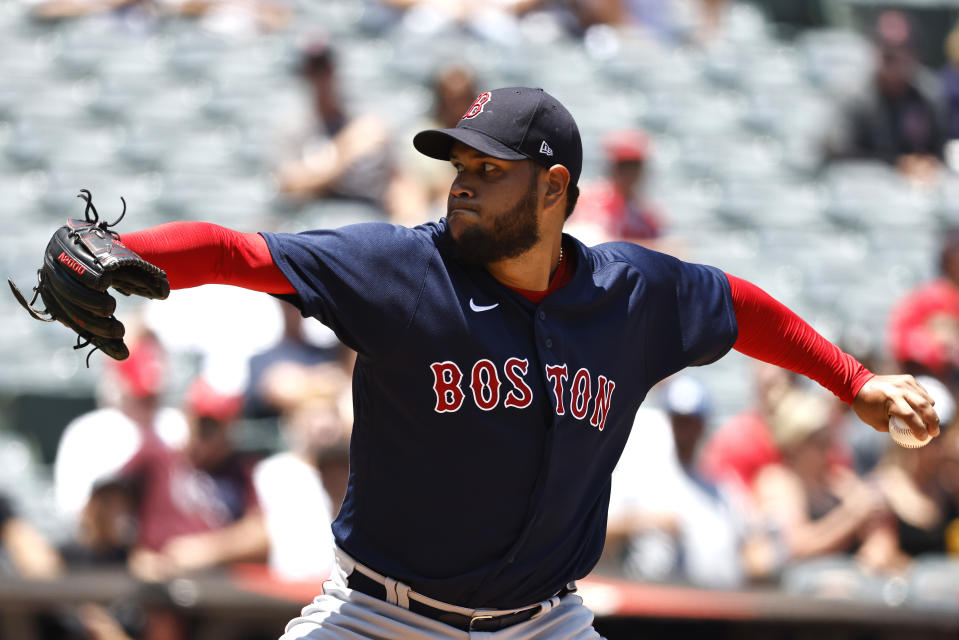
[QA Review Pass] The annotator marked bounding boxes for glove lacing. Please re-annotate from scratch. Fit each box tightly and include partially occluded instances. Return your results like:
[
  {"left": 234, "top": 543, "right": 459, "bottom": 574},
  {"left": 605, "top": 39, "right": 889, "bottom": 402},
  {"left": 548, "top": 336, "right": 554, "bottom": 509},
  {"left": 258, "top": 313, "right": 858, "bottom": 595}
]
[{"left": 77, "top": 188, "right": 126, "bottom": 240}]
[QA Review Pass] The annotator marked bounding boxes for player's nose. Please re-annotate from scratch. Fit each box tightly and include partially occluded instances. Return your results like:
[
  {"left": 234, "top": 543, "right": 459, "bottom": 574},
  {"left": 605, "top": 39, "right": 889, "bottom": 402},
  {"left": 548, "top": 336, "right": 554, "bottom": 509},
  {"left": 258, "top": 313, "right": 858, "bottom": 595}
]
[{"left": 449, "top": 175, "right": 475, "bottom": 199}]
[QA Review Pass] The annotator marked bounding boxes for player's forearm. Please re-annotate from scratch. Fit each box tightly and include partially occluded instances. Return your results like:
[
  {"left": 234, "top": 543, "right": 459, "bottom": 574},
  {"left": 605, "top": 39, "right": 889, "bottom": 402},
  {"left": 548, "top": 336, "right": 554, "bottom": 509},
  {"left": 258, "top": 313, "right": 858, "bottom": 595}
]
[
  {"left": 726, "top": 274, "right": 873, "bottom": 404},
  {"left": 121, "top": 222, "right": 294, "bottom": 294}
]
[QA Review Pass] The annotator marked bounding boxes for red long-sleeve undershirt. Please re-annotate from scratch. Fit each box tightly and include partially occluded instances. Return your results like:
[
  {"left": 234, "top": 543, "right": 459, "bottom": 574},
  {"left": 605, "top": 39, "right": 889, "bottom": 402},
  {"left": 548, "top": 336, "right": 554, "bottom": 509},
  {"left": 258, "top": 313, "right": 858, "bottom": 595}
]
[
  {"left": 725, "top": 274, "right": 873, "bottom": 404},
  {"left": 121, "top": 221, "right": 295, "bottom": 294},
  {"left": 120, "top": 222, "right": 874, "bottom": 404}
]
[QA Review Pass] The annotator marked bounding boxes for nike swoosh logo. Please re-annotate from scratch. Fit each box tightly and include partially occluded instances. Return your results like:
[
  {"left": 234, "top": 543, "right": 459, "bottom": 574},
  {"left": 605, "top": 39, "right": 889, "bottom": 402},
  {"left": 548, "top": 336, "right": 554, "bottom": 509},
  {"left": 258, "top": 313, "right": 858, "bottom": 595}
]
[{"left": 469, "top": 299, "right": 499, "bottom": 312}]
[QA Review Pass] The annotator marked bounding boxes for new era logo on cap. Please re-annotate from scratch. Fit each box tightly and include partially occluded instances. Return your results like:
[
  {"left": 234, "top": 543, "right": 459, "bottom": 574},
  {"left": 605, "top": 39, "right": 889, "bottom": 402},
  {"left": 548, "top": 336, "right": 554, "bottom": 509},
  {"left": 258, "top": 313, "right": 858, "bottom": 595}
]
[{"left": 412, "top": 87, "right": 583, "bottom": 186}]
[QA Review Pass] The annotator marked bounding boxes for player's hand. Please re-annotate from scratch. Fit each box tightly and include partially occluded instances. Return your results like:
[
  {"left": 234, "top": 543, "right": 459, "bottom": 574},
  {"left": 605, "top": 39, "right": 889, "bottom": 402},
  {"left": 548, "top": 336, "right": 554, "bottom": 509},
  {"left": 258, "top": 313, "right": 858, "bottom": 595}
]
[{"left": 852, "top": 374, "right": 940, "bottom": 440}]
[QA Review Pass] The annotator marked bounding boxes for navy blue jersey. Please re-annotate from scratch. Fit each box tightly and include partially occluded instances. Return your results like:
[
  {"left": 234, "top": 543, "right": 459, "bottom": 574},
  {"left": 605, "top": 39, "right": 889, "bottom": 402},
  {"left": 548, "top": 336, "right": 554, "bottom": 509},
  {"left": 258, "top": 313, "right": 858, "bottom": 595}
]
[{"left": 262, "top": 218, "right": 737, "bottom": 608}]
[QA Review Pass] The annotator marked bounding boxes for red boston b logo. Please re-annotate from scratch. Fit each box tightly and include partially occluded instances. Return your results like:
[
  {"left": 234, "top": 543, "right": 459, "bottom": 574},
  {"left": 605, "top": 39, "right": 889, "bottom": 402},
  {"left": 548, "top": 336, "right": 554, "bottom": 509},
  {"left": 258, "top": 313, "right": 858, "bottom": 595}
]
[{"left": 462, "top": 92, "right": 491, "bottom": 120}]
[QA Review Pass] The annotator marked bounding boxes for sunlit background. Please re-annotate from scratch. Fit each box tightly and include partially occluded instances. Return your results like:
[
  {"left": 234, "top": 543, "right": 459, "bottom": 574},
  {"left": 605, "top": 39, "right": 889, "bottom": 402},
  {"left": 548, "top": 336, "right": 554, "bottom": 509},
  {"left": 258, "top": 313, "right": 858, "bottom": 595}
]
[{"left": 3, "top": 1, "right": 959, "bottom": 638}]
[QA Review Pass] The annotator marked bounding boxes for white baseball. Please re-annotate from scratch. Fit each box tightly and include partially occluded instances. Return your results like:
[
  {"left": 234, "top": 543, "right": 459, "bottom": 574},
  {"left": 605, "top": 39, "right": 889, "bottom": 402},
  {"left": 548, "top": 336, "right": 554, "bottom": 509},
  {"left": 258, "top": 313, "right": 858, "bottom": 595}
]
[{"left": 888, "top": 415, "right": 931, "bottom": 449}]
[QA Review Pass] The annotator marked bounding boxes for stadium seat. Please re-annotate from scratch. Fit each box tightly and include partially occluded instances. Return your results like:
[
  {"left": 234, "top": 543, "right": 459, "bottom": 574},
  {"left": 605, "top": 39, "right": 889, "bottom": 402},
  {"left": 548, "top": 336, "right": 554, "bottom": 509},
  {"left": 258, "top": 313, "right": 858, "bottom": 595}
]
[
  {"left": 820, "top": 160, "right": 936, "bottom": 229},
  {"left": 796, "top": 28, "right": 874, "bottom": 101}
]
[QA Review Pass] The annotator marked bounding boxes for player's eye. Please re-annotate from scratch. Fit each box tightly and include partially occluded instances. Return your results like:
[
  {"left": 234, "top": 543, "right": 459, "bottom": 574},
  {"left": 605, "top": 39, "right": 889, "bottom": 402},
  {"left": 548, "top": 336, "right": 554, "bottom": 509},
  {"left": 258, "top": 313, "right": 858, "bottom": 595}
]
[
  {"left": 452, "top": 162, "right": 464, "bottom": 173},
  {"left": 483, "top": 163, "right": 498, "bottom": 173}
]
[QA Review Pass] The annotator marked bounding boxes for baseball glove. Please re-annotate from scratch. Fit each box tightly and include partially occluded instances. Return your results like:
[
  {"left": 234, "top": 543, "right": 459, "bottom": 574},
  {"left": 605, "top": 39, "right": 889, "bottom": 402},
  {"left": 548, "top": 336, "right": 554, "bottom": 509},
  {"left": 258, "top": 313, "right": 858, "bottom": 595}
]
[{"left": 8, "top": 189, "right": 169, "bottom": 363}]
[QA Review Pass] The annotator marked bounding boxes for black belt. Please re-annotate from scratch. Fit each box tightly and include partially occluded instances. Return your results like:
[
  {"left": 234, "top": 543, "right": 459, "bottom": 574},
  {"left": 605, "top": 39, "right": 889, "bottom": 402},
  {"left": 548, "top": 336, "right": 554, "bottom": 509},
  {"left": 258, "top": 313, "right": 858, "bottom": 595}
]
[{"left": 346, "top": 570, "right": 572, "bottom": 632}]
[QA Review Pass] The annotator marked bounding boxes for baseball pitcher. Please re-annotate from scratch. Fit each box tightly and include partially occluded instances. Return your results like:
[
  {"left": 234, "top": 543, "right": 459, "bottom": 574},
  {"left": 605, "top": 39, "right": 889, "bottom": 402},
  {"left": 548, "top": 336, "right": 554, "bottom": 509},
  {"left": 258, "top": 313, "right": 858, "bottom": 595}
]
[{"left": 12, "top": 87, "right": 939, "bottom": 639}]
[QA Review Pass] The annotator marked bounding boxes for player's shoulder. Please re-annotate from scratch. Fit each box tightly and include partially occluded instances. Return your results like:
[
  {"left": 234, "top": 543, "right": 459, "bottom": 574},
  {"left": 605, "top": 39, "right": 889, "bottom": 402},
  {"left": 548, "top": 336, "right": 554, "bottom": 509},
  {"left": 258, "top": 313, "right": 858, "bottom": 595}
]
[
  {"left": 407, "top": 218, "right": 449, "bottom": 244},
  {"left": 269, "top": 219, "right": 447, "bottom": 258},
  {"left": 576, "top": 238, "right": 731, "bottom": 303},
  {"left": 579, "top": 238, "right": 689, "bottom": 278},
  {"left": 339, "top": 218, "right": 446, "bottom": 246},
  {"left": 318, "top": 219, "right": 443, "bottom": 241},
  {"left": 373, "top": 218, "right": 451, "bottom": 258},
  {"left": 584, "top": 238, "right": 668, "bottom": 260}
]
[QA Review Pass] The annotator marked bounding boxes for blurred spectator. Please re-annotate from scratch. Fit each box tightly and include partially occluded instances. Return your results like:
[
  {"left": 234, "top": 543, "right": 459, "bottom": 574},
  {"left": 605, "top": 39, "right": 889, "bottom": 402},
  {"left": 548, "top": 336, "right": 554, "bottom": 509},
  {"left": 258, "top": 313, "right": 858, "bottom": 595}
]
[
  {"left": 245, "top": 300, "right": 351, "bottom": 420},
  {"left": 825, "top": 10, "right": 948, "bottom": 184},
  {"left": 272, "top": 35, "right": 423, "bottom": 222},
  {"left": 253, "top": 397, "right": 351, "bottom": 581},
  {"left": 53, "top": 329, "right": 188, "bottom": 534},
  {"left": 400, "top": 63, "right": 480, "bottom": 225},
  {"left": 888, "top": 229, "right": 959, "bottom": 389},
  {"left": 373, "top": 0, "right": 577, "bottom": 44},
  {"left": 576, "top": 0, "right": 734, "bottom": 46},
  {"left": 28, "top": 0, "right": 156, "bottom": 23},
  {"left": 857, "top": 375, "right": 959, "bottom": 571},
  {"left": 0, "top": 492, "right": 62, "bottom": 579},
  {"left": 55, "top": 331, "right": 179, "bottom": 570},
  {"left": 698, "top": 361, "right": 794, "bottom": 491},
  {"left": 59, "top": 480, "right": 137, "bottom": 568},
  {"left": 126, "top": 375, "right": 267, "bottom": 582},
  {"left": 570, "top": 128, "right": 667, "bottom": 249},
  {"left": 680, "top": 0, "right": 731, "bottom": 47},
  {"left": 940, "top": 18, "right": 959, "bottom": 141},
  {"left": 746, "top": 0, "right": 832, "bottom": 36},
  {"left": 163, "top": 0, "right": 291, "bottom": 35},
  {"left": 606, "top": 376, "right": 771, "bottom": 588},
  {"left": 29, "top": 0, "right": 291, "bottom": 35},
  {"left": 752, "top": 388, "right": 890, "bottom": 567}
]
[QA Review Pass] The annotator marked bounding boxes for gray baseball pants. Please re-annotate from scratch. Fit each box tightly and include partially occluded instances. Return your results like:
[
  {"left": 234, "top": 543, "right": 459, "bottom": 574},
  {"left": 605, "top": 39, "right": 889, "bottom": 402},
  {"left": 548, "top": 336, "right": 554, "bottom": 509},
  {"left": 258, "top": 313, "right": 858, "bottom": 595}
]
[{"left": 279, "top": 549, "right": 604, "bottom": 639}]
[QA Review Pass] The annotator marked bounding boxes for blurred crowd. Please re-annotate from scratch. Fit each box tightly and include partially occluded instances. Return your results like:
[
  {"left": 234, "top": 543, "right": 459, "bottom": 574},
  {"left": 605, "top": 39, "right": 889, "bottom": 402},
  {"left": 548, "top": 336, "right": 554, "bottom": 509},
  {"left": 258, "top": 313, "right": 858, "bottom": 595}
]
[
  {"left": 9, "top": 1, "right": 959, "bottom": 639},
  {"left": 8, "top": 309, "right": 354, "bottom": 639}
]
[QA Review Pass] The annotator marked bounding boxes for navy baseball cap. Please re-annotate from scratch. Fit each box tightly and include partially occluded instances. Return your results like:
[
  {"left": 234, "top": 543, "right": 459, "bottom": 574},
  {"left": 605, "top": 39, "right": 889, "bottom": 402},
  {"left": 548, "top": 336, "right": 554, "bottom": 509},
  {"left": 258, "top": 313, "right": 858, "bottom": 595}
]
[{"left": 413, "top": 87, "right": 583, "bottom": 186}]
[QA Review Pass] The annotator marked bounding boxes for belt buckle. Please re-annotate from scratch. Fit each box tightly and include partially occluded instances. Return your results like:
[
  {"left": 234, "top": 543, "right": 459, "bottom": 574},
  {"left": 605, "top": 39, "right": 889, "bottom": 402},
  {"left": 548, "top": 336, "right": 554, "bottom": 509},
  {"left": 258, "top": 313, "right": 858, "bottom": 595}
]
[{"left": 469, "top": 614, "right": 495, "bottom": 631}]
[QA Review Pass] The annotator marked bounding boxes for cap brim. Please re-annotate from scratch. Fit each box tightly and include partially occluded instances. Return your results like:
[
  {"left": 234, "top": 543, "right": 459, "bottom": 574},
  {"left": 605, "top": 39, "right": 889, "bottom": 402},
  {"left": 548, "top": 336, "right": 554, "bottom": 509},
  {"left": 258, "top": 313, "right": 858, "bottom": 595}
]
[{"left": 413, "top": 127, "right": 528, "bottom": 162}]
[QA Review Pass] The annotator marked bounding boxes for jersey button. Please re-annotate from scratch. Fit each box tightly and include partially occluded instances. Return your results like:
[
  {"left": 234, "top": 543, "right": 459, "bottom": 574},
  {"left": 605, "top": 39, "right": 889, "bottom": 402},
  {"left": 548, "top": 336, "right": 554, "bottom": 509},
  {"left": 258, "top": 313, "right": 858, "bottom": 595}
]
[
  {"left": 538, "top": 310, "right": 546, "bottom": 320},
  {"left": 545, "top": 338, "right": 553, "bottom": 349}
]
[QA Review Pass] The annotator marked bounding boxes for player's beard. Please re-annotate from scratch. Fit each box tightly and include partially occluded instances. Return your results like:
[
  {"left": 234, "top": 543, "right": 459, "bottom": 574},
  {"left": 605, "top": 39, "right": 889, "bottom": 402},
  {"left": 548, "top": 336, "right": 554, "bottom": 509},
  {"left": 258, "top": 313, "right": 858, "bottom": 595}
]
[{"left": 448, "top": 173, "right": 540, "bottom": 266}]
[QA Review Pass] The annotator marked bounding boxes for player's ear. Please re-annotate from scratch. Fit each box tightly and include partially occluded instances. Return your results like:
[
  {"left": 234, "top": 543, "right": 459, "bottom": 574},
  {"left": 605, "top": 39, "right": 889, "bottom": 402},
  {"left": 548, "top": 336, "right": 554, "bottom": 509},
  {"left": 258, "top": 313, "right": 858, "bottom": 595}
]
[{"left": 543, "top": 164, "right": 570, "bottom": 212}]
